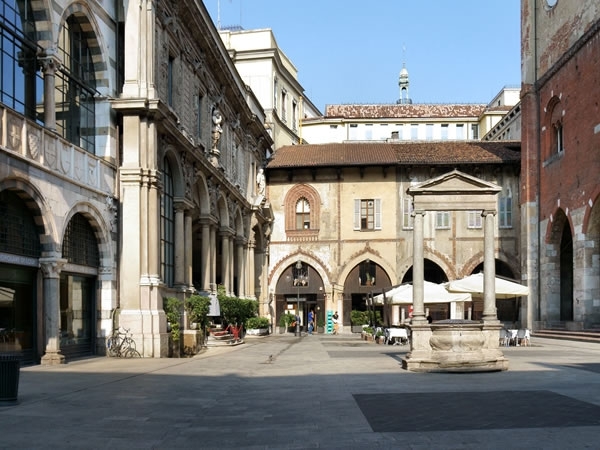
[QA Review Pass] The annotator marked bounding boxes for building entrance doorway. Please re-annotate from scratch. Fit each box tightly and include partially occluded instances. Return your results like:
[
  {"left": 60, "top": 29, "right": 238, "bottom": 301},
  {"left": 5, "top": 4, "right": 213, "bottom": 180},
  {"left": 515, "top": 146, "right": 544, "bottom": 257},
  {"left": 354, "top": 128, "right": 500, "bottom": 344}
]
[
  {"left": 0, "top": 264, "right": 37, "bottom": 364},
  {"left": 59, "top": 274, "right": 96, "bottom": 359}
]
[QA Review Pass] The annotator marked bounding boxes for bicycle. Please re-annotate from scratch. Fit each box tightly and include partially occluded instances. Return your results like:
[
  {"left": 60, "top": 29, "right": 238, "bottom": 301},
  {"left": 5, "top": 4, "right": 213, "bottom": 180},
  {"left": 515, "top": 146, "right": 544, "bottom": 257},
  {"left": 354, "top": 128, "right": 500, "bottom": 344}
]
[{"left": 107, "top": 327, "right": 141, "bottom": 358}]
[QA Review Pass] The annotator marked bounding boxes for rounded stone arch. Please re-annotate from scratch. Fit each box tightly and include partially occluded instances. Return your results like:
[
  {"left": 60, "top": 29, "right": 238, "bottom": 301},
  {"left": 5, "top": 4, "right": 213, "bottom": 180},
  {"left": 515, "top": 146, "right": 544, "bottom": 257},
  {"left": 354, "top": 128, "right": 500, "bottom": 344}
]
[
  {"left": 161, "top": 147, "right": 185, "bottom": 198},
  {"left": 0, "top": 177, "right": 58, "bottom": 253},
  {"left": 283, "top": 183, "right": 321, "bottom": 231},
  {"left": 61, "top": 202, "right": 114, "bottom": 267},
  {"left": 24, "top": 0, "right": 51, "bottom": 49},
  {"left": 57, "top": 3, "right": 110, "bottom": 93},
  {"left": 469, "top": 258, "right": 519, "bottom": 279},
  {"left": 459, "top": 251, "right": 520, "bottom": 281},
  {"left": 192, "top": 172, "right": 211, "bottom": 216},
  {"left": 399, "top": 258, "right": 452, "bottom": 284},
  {"left": 397, "top": 251, "right": 455, "bottom": 283},
  {"left": 251, "top": 218, "right": 265, "bottom": 249},
  {"left": 215, "top": 193, "right": 230, "bottom": 228},
  {"left": 232, "top": 205, "right": 245, "bottom": 238},
  {"left": 337, "top": 253, "right": 396, "bottom": 288},
  {"left": 268, "top": 252, "right": 331, "bottom": 292}
]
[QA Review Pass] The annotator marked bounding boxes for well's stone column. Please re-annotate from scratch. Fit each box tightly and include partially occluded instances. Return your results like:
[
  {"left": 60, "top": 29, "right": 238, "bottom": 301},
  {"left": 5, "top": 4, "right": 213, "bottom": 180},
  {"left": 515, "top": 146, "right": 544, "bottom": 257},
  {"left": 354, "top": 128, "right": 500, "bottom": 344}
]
[
  {"left": 482, "top": 210, "right": 499, "bottom": 322},
  {"left": 411, "top": 210, "right": 426, "bottom": 324}
]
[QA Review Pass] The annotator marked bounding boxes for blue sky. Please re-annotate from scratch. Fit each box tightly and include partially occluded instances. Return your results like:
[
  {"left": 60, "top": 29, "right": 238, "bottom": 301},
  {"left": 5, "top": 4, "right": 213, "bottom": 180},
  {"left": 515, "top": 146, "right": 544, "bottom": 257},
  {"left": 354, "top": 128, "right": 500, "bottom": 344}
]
[{"left": 204, "top": 1, "right": 521, "bottom": 113}]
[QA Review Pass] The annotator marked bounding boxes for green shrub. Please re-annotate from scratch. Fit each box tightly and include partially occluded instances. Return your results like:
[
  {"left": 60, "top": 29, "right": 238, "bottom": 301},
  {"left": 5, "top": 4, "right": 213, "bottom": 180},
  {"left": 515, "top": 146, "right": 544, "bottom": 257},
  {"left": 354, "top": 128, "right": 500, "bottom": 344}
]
[
  {"left": 217, "top": 285, "right": 258, "bottom": 327},
  {"left": 246, "top": 316, "right": 270, "bottom": 329},
  {"left": 279, "top": 313, "right": 296, "bottom": 327},
  {"left": 351, "top": 310, "right": 369, "bottom": 325},
  {"left": 164, "top": 297, "right": 182, "bottom": 341},
  {"left": 185, "top": 295, "right": 211, "bottom": 330}
]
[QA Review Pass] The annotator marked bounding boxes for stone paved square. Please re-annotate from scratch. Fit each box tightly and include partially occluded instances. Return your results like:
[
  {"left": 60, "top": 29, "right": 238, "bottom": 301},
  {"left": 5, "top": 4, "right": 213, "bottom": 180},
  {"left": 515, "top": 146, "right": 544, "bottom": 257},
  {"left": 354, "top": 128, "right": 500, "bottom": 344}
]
[{"left": 354, "top": 390, "right": 600, "bottom": 432}]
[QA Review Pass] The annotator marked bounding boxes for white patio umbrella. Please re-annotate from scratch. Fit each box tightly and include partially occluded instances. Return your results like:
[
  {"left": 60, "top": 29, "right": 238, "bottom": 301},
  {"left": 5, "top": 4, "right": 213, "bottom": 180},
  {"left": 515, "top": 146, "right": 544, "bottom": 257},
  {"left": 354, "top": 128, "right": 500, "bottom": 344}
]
[
  {"left": 372, "top": 284, "right": 408, "bottom": 304},
  {"left": 374, "top": 281, "right": 472, "bottom": 305},
  {"left": 445, "top": 273, "right": 529, "bottom": 299}
]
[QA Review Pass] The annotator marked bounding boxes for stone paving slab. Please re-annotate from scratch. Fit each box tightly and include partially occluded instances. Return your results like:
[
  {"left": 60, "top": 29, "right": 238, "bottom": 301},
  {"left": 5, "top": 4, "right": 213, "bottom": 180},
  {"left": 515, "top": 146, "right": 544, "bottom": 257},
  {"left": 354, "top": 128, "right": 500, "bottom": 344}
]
[{"left": 0, "top": 335, "right": 599, "bottom": 449}]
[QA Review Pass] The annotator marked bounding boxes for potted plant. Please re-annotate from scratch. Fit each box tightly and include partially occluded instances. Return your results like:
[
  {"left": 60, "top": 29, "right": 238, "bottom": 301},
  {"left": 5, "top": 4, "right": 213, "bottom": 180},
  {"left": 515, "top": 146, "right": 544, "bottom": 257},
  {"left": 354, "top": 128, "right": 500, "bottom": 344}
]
[
  {"left": 185, "top": 295, "right": 211, "bottom": 330},
  {"left": 362, "top": 326, "right": 374, "bottom": 341},
  {"left": 216, "top": 286, "right": 258, "bottom": 341},
  {"left": 183, "top": 295, "right": 211, "bottom": 354},
  {"left": 351, "top": 310, "right": 368, "bottom": 333},
  {"left": 280, "top": 313, "right": 296, "bottom": 333},
  {"left": 316, "top": 317, "right": 325, "bottom": 333},
  {"left": 246, "top": 316, "right": 270, "bottom": 336},
  {"left": 164, "top": 297, "right": 182, "bottom": 357}
]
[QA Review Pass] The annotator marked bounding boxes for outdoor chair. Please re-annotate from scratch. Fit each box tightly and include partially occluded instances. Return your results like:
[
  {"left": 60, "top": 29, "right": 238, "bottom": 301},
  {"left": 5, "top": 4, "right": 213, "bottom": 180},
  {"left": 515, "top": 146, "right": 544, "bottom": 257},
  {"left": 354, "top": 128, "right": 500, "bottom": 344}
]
[
  {"left": 517, "top": 329, "right": 531, "bottom": 346},
  {"left": 499, "top": 328, "right": 510, "bottom": 347}
]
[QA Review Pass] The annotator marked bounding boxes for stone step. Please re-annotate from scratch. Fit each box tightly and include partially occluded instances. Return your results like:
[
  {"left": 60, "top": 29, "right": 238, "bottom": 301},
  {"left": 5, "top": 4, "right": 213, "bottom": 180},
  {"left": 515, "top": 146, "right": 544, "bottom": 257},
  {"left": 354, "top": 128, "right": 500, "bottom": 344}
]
[{"left": 532, "top": 329, "right": 600, "bottom": 343}]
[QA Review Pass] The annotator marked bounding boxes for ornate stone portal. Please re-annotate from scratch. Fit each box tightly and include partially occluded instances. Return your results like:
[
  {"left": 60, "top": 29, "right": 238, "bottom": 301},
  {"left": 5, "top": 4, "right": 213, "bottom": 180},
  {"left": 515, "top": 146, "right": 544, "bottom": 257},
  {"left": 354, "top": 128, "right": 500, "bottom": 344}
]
[{"left": 401, "top": 170, "right": 509, "bottom": 372}]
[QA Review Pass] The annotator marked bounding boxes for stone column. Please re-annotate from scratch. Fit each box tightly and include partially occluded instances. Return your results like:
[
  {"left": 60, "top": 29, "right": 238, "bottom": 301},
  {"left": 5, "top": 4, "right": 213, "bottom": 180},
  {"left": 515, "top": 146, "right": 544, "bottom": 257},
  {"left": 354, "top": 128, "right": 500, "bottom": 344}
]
[
  {"left": 482, "top": 210, "right": 498, "bottom": 322},
  {"left": 174, "top": 205, "right": 185, "bottom": 287},
  {"left": 185, "top": 212, "right": 193, "bottom": 288},
  {"left": 236, "top": 239, "right": 245, "bottom": 296},
  {"left": 248, "top": 240, "right": 256, "bottom": 300},
  {"left": 39, "top": 257, "right": 67, "bottom": 365},
  {"left": 392, "top": 305, "right": 400, "bottom": 325},
  {"left": 201, "top": 222, "right": 211, "bottom": 291},
  {"left": 221, "top": 232, "right": 230, "bottom": 293},
  {"left": 412, "top": 210, "right": 426, "bottom": 324},
  {"left": 228, "top": 235, "right": 235, "bottom": 294},
  {"left": 210, "top": 226, "right": 217, "bottom": 290},
  {"left": 40, "top": 55, "right": 61, "bottom": 131},
  {"left": 148, "top": 165, "right": 160, "bottom": 283}
]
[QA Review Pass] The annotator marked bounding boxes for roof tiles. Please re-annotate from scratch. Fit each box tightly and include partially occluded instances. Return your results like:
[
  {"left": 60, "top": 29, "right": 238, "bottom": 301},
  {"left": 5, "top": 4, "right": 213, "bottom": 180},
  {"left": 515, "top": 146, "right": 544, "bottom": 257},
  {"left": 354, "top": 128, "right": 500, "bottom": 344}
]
[{"left": 267, "top": 141, "right": 521, "bottom": 169}]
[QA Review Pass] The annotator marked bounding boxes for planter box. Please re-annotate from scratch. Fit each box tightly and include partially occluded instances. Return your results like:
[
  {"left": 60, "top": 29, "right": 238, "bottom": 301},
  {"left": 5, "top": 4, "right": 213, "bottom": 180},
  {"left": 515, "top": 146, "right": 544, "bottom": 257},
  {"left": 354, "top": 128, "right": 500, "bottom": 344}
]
[
  {"left": 246, "top": 328, "right": 269, "bottom": 336},
  {"left": 168, "top": 336, "right": 181, "bottom": 358},
  {"left": 183, "top": 330, "right": 205, "bottom": 356}
]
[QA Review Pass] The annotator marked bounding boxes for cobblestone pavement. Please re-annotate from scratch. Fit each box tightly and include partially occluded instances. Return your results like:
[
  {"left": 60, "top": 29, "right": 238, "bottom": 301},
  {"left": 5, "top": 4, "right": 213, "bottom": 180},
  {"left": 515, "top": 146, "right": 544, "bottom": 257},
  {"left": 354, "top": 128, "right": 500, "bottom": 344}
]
[{"left": 1, "top": 334, "right": 599, "bottom": 449}]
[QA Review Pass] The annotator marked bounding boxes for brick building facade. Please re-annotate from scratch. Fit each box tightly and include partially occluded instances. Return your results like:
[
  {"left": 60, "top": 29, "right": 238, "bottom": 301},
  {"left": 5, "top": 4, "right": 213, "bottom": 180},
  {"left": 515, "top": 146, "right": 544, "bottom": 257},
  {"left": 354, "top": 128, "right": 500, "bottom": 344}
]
[{"left": 521, "top": 0, "right": 600, "bottom": 329}]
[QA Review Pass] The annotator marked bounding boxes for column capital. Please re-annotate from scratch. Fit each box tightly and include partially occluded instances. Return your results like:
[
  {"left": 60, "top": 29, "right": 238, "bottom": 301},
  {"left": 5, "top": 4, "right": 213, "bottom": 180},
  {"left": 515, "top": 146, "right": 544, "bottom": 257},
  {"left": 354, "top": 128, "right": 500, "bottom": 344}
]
[
  {"left": 174, "top": 198, "right": 194, "bottom": 211},
  {"left": 39, "top": 257, "right": 67, "bottom": 278},
  {"left": 39, "top": 54, "right": 62, "bottom": 74},
  {"left": 482, "top": 209, "right": 497, "bottom": 217}
]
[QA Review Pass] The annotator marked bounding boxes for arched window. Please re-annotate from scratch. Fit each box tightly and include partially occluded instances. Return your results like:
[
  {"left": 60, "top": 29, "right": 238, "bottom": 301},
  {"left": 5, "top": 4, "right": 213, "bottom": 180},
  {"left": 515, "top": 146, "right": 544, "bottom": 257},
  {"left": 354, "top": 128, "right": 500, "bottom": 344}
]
[
  {"left": 554, "top": 122, "right": 564, "bottom": 154},
  {"left": 56, "top": 15, "right": 96, "bottom": 153},
  {"left": 296, "top": 197, "right": 310, "bottom": 230},
  {"left": 545, "top": 96, "right": 563, "bottom": 160},
  {"left": 63, "top": 213, "right": 99, "bottom": 266},
  {"left": 285, "top": 184, "right": 320, "bottom": 239},
  {"left": 0, "top": 0, "right": 43, "bottom": 122},
  {"left": 0, "top": 189, "right": 40, "bottom": 257},
  {"left": 161, "top": 161, "right": 174, "bottom": 287}
]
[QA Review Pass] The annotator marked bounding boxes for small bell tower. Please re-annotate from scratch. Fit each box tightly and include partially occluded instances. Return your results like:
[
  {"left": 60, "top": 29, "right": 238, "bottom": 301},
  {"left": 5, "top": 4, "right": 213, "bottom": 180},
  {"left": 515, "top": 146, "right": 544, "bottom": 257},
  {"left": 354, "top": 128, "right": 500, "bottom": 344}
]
[{"left": 397, "top": 45, "right": 412, "bottom": 104}]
